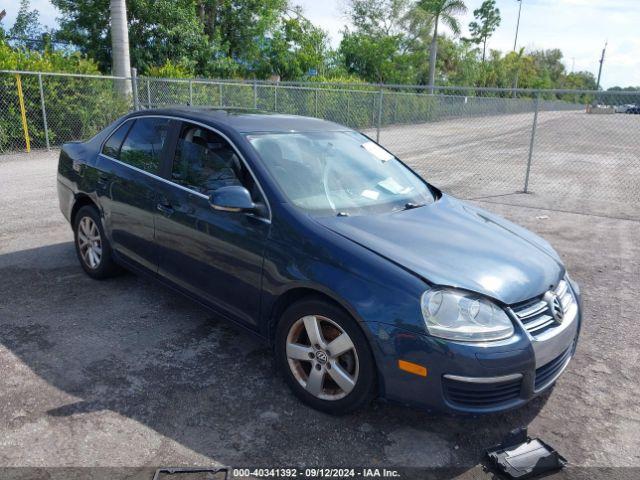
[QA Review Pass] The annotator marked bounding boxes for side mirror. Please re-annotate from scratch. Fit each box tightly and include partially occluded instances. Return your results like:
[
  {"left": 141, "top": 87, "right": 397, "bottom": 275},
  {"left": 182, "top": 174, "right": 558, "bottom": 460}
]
[{"left": 210, "top": 186, "right": 255, "bottom": 213}]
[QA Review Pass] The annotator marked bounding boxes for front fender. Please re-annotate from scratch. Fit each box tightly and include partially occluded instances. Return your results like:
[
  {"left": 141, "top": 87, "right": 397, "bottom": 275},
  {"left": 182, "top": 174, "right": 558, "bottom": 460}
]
[{"left": 259, "top": 210, "right": 430, "bottom": 395}]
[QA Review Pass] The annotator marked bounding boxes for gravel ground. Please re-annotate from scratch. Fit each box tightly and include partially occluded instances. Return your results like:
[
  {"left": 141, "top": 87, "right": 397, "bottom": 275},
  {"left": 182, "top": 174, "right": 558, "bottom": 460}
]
[{"left": 0, "top": 129, "right": 639, "bottom": 479}]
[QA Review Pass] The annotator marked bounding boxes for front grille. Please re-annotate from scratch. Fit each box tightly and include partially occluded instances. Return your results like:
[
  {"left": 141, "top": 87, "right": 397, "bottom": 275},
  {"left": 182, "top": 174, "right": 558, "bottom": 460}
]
[
  {"left": 534, "top": 346, "right": 572, "bottom": 390},
  {"left": 512, "top": 279, "right": 574, "bottom": 336},
  {"left": 443, "top": 376, "right": 522, "bottom": 408}
]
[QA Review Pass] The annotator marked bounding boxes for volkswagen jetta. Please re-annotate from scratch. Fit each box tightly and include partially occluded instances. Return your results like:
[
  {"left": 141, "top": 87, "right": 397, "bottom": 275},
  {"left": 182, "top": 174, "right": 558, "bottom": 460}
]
[{"left": 57, "top": 109, "right": 582, "bottom": 415}]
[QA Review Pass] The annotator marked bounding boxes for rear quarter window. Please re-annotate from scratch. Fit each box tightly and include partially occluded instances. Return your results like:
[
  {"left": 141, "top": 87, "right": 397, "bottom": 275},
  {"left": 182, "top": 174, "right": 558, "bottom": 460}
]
[{"left": 101, "top": 120, "right": 133, "bottom": 159}]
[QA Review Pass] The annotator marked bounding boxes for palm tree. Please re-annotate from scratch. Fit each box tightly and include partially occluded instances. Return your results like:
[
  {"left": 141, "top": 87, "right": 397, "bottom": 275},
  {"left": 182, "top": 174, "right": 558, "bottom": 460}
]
[
  {"left": 413, "top": 0, "right": 467, "bottom": 91},
  {"left": 110, "top": 0, "right": 132, "bottom": 96}
]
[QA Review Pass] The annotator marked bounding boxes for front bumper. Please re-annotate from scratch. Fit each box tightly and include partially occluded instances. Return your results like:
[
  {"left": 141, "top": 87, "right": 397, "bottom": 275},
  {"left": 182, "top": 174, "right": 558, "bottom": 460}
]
[{"left": 370, "top": 281, "right": 582, "bottom": 414}]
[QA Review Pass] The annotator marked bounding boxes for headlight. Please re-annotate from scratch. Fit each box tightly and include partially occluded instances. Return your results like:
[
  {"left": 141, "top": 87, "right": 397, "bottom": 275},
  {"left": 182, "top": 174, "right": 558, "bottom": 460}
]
[{"left": 420, "top": 289, "right": 514, "bottom": 342}]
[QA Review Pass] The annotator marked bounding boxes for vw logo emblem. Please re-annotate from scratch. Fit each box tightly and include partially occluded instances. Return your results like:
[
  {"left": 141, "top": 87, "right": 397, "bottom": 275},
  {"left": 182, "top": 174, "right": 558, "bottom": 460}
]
[
  {"left": 544, "top": 291, "right": 564, "bottom": 323},
  {"left": 315, "top": 351, "right": 328, "bottom": 364}
]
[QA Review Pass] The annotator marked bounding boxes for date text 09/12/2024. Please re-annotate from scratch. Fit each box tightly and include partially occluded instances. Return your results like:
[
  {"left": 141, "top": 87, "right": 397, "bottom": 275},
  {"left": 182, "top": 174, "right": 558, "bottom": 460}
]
[{"left": 232, "top": 468, "right": 401, "bottom": 478}]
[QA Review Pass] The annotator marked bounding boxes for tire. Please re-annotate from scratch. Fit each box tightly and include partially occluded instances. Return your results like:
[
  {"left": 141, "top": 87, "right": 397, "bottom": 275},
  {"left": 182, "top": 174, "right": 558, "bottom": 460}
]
[
  {"left": 275, "top": 297, "right": 376, "bottom": 414},
  {"left": 73, "top": 205, "right": 121, "bottom": 279}
]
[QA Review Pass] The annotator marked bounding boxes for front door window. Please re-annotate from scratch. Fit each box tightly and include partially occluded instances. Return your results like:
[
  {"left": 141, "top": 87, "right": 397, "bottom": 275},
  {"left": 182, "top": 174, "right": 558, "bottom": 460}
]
[{"left": 171, "top": 125, "right": 245, "bottom": 197}]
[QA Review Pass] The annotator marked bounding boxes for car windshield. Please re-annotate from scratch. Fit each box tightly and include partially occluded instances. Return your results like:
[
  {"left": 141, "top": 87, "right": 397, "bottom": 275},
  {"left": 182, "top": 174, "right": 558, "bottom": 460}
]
[{"left": 246, "top": 130, "right": 434, "bottom": 215}]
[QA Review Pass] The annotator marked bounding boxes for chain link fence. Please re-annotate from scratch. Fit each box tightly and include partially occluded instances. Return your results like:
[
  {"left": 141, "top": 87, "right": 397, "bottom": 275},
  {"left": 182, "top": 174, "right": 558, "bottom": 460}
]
[
  {"left": 0, "top": 71, "right": 131, "bottom": 152},
  {"left": 1, "top": 70, "right": 639, "bottom": 221}
]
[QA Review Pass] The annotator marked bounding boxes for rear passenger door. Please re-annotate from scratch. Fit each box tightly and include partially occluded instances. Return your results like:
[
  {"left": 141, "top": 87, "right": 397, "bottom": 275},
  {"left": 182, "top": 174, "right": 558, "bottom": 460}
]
[
  {"left": 97, "top": 116, "right": 176, "bottom": 272},
  {"left": 154, "top": 121, "right": 270, "bottom": 328}
]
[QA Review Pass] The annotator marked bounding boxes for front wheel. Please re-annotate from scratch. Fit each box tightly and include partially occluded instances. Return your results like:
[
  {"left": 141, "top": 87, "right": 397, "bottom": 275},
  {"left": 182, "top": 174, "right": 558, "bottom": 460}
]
[
  {"left": 73, "top": 205, "right": 121, "bottom": 279},
  {"left": 275, "top": 298, "right": 376, "bottom": 414}
]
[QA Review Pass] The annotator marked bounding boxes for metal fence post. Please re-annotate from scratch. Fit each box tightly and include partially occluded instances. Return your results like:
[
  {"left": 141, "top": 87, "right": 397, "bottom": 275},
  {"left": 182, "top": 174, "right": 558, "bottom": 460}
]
[
  {"left": 393, "top": 94, "right": 398, "bottom": 124},
  {"left": 523, "top": 92, "right": 540, "bottom": 193},
  {"left": 146, "top": 78, "right": 151, "bottom": 108},
  {"left": 274, "top": 84, "right": 278, "bottom": 112},
  {"left": 131, "top": 68, "right": 139, "bottom": 111},
  {"left": 37, "top": 73, "right": 50, "bottom": 150},
  {"left": 376, "top": 87, "right": 384, "bottom": 143},
  {"left": 372, "top": 93, "right": 376, "bottom": 126},
  {"left": 253, "top": 80, "right": 258, "bottom": 110},
  {"left": 189, "top": 79, "right": 193, "bottom": 106},
  {"left": 219, "top": 83, "right": 223, "bottom": 107},
  {"left": 315, "top": 88, "right": 319, "bottom": 117}
]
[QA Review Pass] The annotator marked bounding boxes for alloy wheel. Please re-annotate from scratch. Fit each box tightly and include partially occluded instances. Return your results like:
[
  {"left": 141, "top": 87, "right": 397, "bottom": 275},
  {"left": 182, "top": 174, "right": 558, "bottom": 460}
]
[
  {"left": 77, "top": 216, "right": 102, "bottom": 269},
  {"left": 285, "top": 315, "right": 359, "bottom": 401}
]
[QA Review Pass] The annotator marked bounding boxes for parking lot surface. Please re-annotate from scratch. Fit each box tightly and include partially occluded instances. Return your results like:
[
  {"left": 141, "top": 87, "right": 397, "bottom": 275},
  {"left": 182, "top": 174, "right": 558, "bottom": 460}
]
[
  {"left": 1, "top": 143, "right": 639, "bottom": 478},
  {"left": 376, "top": 110, "right": 640, "bottom": 221}
]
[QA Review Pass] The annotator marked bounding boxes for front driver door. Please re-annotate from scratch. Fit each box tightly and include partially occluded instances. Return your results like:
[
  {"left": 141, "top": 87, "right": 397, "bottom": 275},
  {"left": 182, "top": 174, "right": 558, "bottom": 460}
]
[{"left": 154, "top": 121, "right": 270, "bottom": 328}]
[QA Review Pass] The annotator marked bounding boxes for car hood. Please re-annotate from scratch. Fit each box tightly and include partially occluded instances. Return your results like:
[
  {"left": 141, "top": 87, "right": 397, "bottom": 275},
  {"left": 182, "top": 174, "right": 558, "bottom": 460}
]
[{"left": 313, "top": 195, "right": 564, "bottom": 305}]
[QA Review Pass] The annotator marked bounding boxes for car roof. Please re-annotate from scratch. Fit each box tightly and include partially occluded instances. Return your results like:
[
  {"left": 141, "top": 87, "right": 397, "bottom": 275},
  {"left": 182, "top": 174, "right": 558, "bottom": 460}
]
[{"left": 130, "top": 107, "right": 348, "bottom": 134}]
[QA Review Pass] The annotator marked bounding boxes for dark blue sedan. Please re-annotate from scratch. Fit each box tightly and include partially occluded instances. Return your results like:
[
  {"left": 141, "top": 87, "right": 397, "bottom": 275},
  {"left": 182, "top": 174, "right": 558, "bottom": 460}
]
[{"left": 57, "top": 109, "right": 582, "bottom": 415}]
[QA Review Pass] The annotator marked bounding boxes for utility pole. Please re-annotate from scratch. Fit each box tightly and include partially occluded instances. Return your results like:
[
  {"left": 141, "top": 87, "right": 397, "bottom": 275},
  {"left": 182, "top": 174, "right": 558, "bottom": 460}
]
[
  {"left": 110, "top": 0, "right": 132, "bottom": 96},
  {"left": 595, "top": 41, "right": 607, "bottom": 91},
  {"left": 513, "top": 0, "right": 523, "bottom": 51}
]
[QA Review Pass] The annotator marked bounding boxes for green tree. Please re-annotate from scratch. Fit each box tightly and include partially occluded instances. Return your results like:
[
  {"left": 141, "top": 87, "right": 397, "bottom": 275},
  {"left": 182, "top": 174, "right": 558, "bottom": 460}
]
[
  {"left": 503, "top": 47, "right": 526, "bottom": 89},
  {"left": 346, "top": 0, "right": 410, "bottom": 36},
  {"left": 564, "top": 71, "right": 597, "bottom": 90},
  {"left": 145, "top": 59, "right": 193, "bottom": 78},
  {"left": 8, "top": 0, "right": 43, "bottom": 48},
  {"left": 339, "top": 0, "right": 417, "bottom": 83},
  {"left": 467, "top": 0, "right": 500, "bottom": 63},
  {"left": 52, "top": 0, "right": 208, "bottom": 74},
  {"left": 195, "top": 0, "right": 286, "bottom": 65},
  {"left": 340, "top": 30, "right": 416, "bottom": 83},
  {"left": 433, "top": 35, "right": 479, "bottom": 86},
  {"left": 259, "top": 8, "right": 330, "bottom": 80},
  {"left": 608, "top": 85, "right": 640, "bottom": 91},
  {"left": 51, "top": 0, "right": 288, "bottom": 77},
  {"left": 411, "top": 0, "right": 467, "bottom": 89},
  {"left": 530, "top": 49, "right": 565, "bottom": 84}
]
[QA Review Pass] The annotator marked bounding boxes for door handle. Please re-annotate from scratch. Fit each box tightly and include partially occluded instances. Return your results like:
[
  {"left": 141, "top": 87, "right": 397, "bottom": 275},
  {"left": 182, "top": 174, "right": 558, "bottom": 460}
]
[{"left": 156, "top": 202, "right": 174, "bottom": 215}]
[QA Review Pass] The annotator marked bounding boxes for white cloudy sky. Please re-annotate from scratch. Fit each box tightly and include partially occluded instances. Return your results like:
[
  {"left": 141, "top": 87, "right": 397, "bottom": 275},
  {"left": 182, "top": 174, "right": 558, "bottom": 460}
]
[{"left": 3, "top": 0, "right": 639, "bottom": 87}]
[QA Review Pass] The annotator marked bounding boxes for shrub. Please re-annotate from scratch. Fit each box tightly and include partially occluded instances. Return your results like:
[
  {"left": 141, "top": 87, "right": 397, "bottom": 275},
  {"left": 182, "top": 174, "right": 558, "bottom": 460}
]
[{"left": 0, "top": 41, "right": 130, "bottom": 152}]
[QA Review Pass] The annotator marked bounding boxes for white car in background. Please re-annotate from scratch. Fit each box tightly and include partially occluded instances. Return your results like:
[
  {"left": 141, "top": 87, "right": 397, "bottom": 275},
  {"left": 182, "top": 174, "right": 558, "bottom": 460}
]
[{"left": 615, "top": 104, "right": 637, "bottom": 113}]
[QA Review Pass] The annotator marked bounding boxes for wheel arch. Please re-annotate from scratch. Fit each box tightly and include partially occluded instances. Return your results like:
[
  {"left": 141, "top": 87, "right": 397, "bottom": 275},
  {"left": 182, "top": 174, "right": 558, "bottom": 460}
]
[
  {"left": 70, "top": 194, "right": 98, "bottom": 227},
  {"left": 267, "top": 286, "right": 370, "bottom": 347},
  {"left": 270, "top": 285, "right": 381, "bottom": 411}
]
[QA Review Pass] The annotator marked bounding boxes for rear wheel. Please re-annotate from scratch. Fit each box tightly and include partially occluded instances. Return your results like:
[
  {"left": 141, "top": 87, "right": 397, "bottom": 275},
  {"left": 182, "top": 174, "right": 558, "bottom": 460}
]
[
  {"left": 275, "top": 298, "right": 376, "bottom": 414},
  {"left": 73, "top": 205, "right": 121, "bottom": 279}
]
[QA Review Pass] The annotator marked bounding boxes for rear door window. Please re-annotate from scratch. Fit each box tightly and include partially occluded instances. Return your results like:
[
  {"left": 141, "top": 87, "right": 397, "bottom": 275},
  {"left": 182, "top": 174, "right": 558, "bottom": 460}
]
[{"left": 119, "top": 117, "right": 171, "bottom": 174}]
